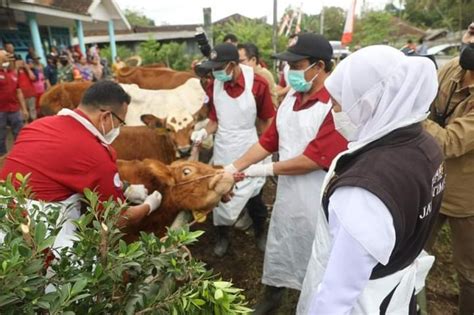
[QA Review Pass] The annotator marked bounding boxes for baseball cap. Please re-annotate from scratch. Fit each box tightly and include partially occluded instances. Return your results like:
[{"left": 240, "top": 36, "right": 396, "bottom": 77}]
[
  {"left": 273, "top": 33, "right": 333, "bottom": 62},
  {"left": 200, "top": 43, "right": 239, "bottom": 69}
]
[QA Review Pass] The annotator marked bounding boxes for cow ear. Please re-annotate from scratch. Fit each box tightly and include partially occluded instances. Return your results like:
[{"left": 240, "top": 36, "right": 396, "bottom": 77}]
[
  {"left": 145, "top": 160, "right": 176, "bottom": 187},
  {"left": 141, "top": 114, "right": 165, "bottom": 128}
]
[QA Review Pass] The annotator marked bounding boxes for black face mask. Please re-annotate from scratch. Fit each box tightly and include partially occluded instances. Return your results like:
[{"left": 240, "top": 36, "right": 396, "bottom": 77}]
[
  {"left": 60, "top": 60, "right": 68, "bottom": 66},
  {"left": 459, "top": 43, "right": 474, "bottom": 71}
]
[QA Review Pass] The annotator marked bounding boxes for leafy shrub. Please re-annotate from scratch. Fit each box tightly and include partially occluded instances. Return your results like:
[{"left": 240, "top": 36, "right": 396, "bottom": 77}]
[{"left": 0, "top": 174, "right": 252, "bottom": 314}]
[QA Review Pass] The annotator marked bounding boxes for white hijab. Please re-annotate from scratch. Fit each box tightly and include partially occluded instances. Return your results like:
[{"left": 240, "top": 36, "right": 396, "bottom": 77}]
[{"left": 325, "top": 45, "right": 438, "bottom": 149}]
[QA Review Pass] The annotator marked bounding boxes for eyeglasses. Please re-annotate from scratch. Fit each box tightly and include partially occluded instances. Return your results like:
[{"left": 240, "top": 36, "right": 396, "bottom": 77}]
[{"left": 100, "top": 109, "right": 126, "bottom": 126}]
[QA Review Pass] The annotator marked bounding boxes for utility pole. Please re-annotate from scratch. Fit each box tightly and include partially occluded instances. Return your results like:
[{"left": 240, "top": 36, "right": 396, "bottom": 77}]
[
  {"left": 272, "top": 0, "right": 278, "bottom": 72},
  {"left": 273, "top": 0, "right": 277, "bottom": 54},
  {"left": 320, "top": 8, "right": 324, "bottom": 35},
  {"left": 203, "top": 7, "right": 213, "bottom": 47}
]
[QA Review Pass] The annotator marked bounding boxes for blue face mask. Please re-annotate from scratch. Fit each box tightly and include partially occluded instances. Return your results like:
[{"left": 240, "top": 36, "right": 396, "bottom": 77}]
[
  {"left": 212, "top": 64, "right": 233, "bottom": 82},
  {"left": 288, "top": 63, "right": 319, "bottom": 92}
]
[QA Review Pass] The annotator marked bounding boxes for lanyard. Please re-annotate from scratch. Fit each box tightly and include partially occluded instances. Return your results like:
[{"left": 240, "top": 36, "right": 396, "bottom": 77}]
[{"left": 434, "top": 81, "right": 466, "bottom": 127}]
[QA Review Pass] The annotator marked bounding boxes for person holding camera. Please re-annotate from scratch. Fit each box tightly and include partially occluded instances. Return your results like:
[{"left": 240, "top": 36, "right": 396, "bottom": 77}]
[
  {"left": 0, "top": 49, "right": 29, "bottom": 155},
  {"left": 422, "top": 22, "right": 474, "bottom": 315},
  {"left": 191, "top": 43, "right": 275, "bottom": 257}
]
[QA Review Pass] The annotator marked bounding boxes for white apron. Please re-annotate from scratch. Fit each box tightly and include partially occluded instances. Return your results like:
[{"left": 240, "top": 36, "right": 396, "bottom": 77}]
[
  {"left": 212, "top": 65, "right": 266, "bottom": 226},
  {"left": 262, "top": 90, "right": 331, "bottom": 290},
  {"left": 297, "top": 147, "right": 435, "bottom": 314}
]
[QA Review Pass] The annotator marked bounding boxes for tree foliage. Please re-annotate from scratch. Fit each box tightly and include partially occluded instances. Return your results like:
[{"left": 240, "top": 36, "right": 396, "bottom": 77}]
[
  {"left": 213, "top": 19, "right": 287, "bottom": 66},
  {"left": 0, "top": 174, "right": 252, "bottom": 314},
  {"left": 100, "top": 45, "right": 134, "bottom": 64},
  {"left": 352, "top": 11, "right": 395, "bottom": 47},
  {"left": 124, "top": 8, "right": 155, "bottom": 27},
  {"left": 403, "top": 0, "right": 473, "bottom": 31},
  {"left": 138, "top": 39, "right": 194, "bottom": 70}
]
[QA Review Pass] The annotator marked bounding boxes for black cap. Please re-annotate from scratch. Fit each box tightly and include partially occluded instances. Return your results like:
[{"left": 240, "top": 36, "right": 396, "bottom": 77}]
[
  {"left": 200, "top": 43, "right": 239, "bottom": 69},
  {"left": 273, "top": 33, "right": 333, "bottom": 62}
]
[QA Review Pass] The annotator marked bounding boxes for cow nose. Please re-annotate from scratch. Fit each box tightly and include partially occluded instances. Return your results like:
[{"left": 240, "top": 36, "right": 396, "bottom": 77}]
[{"left": 178, "top": 146, "right": 192, "bottom": 157}]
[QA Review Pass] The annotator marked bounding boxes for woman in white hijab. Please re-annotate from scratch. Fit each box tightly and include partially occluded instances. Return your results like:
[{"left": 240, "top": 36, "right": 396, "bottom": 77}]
[{"left": 297, "top": 45, "right": 446, "bottom": 314}]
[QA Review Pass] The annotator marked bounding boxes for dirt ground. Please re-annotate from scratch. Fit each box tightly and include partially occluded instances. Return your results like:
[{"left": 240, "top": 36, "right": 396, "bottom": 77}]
[{"left": 191, "top": 181, "right": 459, "bottom": 314}]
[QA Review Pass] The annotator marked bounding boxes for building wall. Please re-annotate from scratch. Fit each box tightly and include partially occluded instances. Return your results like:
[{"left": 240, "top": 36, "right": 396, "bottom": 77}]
[{"left": 1, "top": 23, "right": 70, "bottom": 58}]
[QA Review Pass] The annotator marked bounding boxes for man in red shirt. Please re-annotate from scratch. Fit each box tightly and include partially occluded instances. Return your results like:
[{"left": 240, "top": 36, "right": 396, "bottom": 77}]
[
  {"left": 1, "top": 81, "right": 162, "bottom": 250},
  {"left": 191, "top": 43, "right": 276, "bottom": 257},
  {"left": 15, "top": 57, "right": 38, "bottom": 121},
  {"left": 227, "top": 33, "right": 348, "bottom": 314},
  {"left": 0, "top": 49, "right": 28, "bottom": 155}
]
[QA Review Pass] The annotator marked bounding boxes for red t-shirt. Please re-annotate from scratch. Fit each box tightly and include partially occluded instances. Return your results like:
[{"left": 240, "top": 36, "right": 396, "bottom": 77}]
[
  {"left": 259, "top": 87, "right": 348, "bottom": 169},
  {"left": 206, "top": 71, "right": 276, "bottom": 122},
  {"left": 1, "top": 109, "right": 125, "bottom": 202},
  {"left": 0, "top": 69, "right": 20, "bottom": 112},
  {"left": 17, "top": 68, "right": 37, "bottom": 98}
]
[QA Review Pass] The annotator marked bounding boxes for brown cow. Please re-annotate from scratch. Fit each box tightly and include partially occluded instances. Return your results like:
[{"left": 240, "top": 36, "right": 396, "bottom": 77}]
[
  {"left": 116, "top": 66, "right": 195, "bottom": 90},
  {"left": 140, "top": 114, "right": 196, "bottom": 158},
  {"left": 112, "top": 126, "right": 177, "bottom": 163},
  {"left": 39, "top": 81, "right": 92, "bottom": 115},
  {"left": 117, "top": 159, "right": 234, "bottom": 240}
]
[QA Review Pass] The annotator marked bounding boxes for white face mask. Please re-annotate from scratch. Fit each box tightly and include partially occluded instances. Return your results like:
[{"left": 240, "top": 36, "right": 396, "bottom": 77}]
[
  {"left": 1, "top": 62, "right": 10, "bottom": 69},
  {"left": 101, "top": 113, "right": 121, "bottom": 144},
  {"left": 332, "top": 109, "right": 359, "bottom": 141}
]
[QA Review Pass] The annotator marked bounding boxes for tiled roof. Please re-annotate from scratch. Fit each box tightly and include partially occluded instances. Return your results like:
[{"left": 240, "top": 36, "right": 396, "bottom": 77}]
[{"left": 20, "top": 0, "right": 93, "bottom": 15}]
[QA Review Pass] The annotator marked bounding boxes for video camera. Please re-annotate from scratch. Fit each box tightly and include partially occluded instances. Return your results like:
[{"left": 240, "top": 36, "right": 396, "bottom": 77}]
[{"left": 194, "top": 30, "right": 212, "bottom": 77}]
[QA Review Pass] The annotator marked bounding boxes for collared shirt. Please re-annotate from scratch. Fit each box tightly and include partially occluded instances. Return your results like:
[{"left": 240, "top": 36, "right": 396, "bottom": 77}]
[
  {"left": 1, "top": 109, "right": 124, "bottom": 202},
  {"left": 17, "top": 68, "right": 36, "bottom": 98},
  {"left": 424, "top": 57, "right": 474, "bottom": 217},
  {"left": 259, "top": 87, "right": 348, "bottom": 169},
  {"left": 0, "top": 69, "right": 20, "bottom": 112},
  {"left": 206, "top": 70, "right": 276, "bottom": 122}
]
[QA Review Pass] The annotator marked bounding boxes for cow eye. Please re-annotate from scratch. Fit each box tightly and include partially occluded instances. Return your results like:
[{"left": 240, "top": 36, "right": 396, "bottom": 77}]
[
  {"left": 166, "top": 128, "right": 172, "bottom": 132},
  {"left": 183, "top": 168, "right": 192, "bottom": 176}
]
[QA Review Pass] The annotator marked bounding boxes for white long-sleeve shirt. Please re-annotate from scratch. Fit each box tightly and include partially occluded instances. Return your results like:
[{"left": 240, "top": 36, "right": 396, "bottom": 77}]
[{"left": 309, "top": 186, "right": 396, "bottom": 314}]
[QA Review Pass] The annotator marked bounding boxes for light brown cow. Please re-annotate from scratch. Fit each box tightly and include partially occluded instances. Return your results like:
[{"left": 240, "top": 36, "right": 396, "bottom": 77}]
[
  {"left": 116, "top": 66, "right": 195, "bottom": 90},
  {"left": 39, "top": 81, "right": 92, "bottom": 115},
  {"left": 117, "top": 159, "right": 234, "bottom": 241},
  {"left": 112, "top": 126, "right": 177, "bottom": 163}
]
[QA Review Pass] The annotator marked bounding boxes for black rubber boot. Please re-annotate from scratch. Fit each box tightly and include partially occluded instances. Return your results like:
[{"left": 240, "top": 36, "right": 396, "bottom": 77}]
[
  {"left": 213, "top": 226, "right": 230, "bottom": 257},
  {"left": 253, "top": 285, "right": 286, "bottom": 315},
  {"left": 253, "top": 219, "right": 267, "bottom": 253}
]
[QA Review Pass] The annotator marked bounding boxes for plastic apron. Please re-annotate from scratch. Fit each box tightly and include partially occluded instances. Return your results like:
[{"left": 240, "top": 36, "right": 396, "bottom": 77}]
[
  {"left": 297, "top": 146, "right": 435, "bottom": 314},
  {"left": 212, "top": 65, "right": 266, "bottom": 226},
  {"left": 262, "top": 90, "right": 331, "bottom": 290}
]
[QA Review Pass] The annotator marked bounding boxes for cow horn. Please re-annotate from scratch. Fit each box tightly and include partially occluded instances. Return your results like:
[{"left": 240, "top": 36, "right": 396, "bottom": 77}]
[
  {"left": 208, "top": 173, "right": 223, "bottom": 190},
  {"left": 170, "top": 211, "right": 192, "bottom": 230}
]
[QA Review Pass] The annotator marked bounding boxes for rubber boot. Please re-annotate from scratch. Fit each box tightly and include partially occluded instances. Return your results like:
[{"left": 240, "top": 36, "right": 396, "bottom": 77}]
[
  {"left": 213, "top": 226, "right": 230, "bottom": 257},
  {"left": 459, "top": 279, "right": 474, "bottom": 315},
  {"left": 253, "top": 219, "right": 267, "bottom": 253},
  {"left": 253, "top": 285, "right": 286, "bottom": 315}
]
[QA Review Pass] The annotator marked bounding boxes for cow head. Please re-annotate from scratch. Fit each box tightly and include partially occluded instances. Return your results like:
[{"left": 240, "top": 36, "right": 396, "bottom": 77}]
[
  {"left": 141, "top": 113, "right": 196, "bottom": 159},
  {"left": 117, "top": 159, "right": 234, "bottom": 239}
]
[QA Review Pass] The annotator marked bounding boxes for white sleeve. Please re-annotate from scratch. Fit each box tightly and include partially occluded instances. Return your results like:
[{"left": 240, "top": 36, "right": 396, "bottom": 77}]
[{"left": 309, "top": 187, "right": 396, "bottom": 314}]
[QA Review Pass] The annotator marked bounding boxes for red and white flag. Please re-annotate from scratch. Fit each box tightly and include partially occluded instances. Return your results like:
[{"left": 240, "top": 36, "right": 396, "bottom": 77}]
[{"left": 341, "top": 0, "right": 357, "bottom": 45}]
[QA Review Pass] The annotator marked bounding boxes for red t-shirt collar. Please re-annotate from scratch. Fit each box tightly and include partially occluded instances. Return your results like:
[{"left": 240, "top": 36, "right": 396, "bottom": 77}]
[
  {"left": 223, "top": 69, "right": 245, "bottom": 91},
  {"left": 292, "top": 86, "right": 331, "bottom": 111}
]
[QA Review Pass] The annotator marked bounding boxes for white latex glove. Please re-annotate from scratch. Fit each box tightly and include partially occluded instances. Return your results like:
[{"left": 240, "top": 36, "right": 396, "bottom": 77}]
[
  {"left": 224, "top": 163, "right": 238, "bottom": 174},
  {"left": 124, "top": 184, "right": 148, "bottom": 204},
  {"left": 244, "top": 163, "right": 274, "bottom": 177},
  {"left": 190, "top": 128, "right": 208, "bottom": 144},
  {"left": 144, "top": 191, "right": 163, "bottom": 214}
]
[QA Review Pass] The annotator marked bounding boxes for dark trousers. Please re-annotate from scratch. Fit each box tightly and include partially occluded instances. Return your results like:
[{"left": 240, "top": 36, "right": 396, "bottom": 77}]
[
  {"left": 0, "top": 111, "right": 24, "bottom": 155},
  {"left": 246, "top": 190, "right": 268, "bottom": 228}
]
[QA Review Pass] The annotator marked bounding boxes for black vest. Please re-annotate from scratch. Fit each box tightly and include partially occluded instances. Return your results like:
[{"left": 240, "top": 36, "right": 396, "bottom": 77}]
[{"left": 322, "top": 124, "right": 445, "bottom": 279}]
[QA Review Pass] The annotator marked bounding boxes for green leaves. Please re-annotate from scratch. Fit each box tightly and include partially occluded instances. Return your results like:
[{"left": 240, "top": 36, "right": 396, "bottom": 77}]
[{"left": 0, "top": 174, "right": 251, "bottom": 314}]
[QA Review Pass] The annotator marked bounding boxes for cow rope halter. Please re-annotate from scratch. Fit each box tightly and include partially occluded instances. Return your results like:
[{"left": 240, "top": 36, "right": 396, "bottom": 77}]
[{"left": 171, "top": 171, "right": 226, "bottom": 188}]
